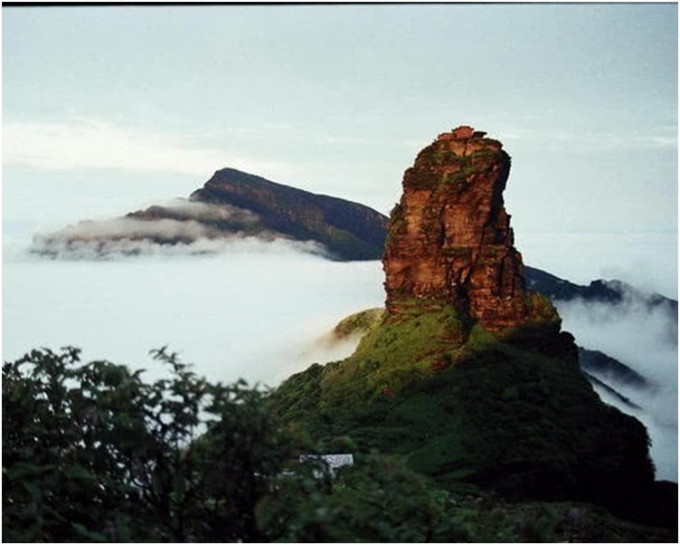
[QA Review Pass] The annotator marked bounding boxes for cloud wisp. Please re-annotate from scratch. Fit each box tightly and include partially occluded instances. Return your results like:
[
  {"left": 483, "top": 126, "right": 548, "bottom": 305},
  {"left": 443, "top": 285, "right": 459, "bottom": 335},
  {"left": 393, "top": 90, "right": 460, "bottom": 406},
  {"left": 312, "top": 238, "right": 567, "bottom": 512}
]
[{"left": 29, "top": 199, "right": 329, "bottom": 260}]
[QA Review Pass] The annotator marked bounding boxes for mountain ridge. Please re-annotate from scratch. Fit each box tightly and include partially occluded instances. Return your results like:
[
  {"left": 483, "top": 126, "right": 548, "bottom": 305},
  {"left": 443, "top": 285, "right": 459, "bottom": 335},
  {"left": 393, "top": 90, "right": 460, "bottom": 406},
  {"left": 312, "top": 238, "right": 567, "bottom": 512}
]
[
  {"left": 31, "top": 167, "right": 677, "bottom": 317},
  {"left": 188, "top": 168, "right": 389, "bottom": 260},
  {"left": 31, "top": 167, "right": 389, "bottom": 261},
  {"left": 525, "top": 265, "right": 677, "bottom": 314}
]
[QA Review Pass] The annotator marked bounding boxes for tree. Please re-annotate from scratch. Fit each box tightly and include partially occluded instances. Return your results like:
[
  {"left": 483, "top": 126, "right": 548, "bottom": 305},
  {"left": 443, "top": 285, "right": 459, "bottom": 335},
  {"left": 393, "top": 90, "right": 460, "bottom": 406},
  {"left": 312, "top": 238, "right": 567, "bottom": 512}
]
[{"left": 2, "top": 347, "right": 293, "bottom": 542}]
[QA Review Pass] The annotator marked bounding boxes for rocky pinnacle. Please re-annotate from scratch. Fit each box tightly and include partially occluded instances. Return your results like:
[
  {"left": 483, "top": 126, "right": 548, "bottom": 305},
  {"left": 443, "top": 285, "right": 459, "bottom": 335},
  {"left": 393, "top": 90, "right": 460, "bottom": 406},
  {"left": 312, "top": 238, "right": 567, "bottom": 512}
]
[{"left": 383, "top": 126, "right": 557, "bottom": 332}]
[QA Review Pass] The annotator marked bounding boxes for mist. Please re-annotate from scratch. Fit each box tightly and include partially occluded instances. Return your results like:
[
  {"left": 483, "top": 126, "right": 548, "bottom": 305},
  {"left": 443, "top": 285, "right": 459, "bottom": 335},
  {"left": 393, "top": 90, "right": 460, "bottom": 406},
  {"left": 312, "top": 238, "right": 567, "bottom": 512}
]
[
  {"left": 3, "top": 243, "right": 385, "bottom": 387},
  {"left": 30, "top": 224, "right": 328, "bottom": 261},
  {"left": 4, "top": 218, "right": 677, "bottom": 483},
  {"left": 26, "top": 199, "right": 322, "bottom": 260},
  {"left": 156, "top": 199, "right": 260, "bottom": 223},
  {"left": 556, "top": 292, "right": 678, "bottom": 481}
]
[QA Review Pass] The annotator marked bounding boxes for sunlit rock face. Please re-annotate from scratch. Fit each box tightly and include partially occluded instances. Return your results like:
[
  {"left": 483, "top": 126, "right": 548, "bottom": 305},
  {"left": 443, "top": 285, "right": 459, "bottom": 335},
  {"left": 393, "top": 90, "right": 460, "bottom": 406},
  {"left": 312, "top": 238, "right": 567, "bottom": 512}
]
[{"left": 383, "top": 126, "right": 557, "bottom": 331}]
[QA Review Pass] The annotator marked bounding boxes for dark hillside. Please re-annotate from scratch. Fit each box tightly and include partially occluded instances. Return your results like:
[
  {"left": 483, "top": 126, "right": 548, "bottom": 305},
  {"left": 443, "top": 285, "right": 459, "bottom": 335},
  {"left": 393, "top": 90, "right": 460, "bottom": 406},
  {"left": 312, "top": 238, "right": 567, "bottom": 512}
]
[
  {"left": 274, "top": 312, "right": 656, "bottom": 521},
  {"left": 190, "top": 168, "right": 388, "bottom": 260}
]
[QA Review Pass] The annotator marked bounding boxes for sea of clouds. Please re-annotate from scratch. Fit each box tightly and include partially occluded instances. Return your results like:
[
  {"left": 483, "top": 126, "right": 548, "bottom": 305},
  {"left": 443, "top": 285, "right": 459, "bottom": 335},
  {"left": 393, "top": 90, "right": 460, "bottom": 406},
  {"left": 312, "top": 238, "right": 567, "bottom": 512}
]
[
  {"left": 3, "top": 236, "right": 385, "bottom": 386},
  {"left": 3, "top": 226, "right": 677, "bottom": 481}
]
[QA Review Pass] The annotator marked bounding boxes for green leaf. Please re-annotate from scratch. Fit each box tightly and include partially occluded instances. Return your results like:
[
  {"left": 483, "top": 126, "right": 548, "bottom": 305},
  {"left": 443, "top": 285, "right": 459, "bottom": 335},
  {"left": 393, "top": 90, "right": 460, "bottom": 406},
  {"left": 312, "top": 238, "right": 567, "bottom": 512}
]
[
  {"left": 173, "top": 473, "right": 187, "bottom": 497},
  {"left": 71, "top": 522, "right": 107, "bottom": 542},
  {"left": 22, "top": 481, "right": 43, "bottom": 502},
  {"left": 64, "top": 463, "right": 94, "bottom": 481}
]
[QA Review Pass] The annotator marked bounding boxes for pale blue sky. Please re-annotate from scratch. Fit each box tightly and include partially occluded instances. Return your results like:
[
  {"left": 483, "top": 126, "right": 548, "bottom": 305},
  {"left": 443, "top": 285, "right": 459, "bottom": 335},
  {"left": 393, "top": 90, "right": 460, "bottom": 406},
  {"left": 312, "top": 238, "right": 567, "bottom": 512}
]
[{"left": 3, "top": 4, "right": 678, "bottom": 268}]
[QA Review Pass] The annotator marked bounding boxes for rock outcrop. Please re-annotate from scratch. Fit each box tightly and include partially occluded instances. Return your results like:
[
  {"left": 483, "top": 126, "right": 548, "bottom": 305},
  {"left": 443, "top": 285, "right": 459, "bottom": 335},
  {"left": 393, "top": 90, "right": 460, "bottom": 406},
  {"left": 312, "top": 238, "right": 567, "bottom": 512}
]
[{"left": 383, "top": 126, "right": 556, "bottom": 332}]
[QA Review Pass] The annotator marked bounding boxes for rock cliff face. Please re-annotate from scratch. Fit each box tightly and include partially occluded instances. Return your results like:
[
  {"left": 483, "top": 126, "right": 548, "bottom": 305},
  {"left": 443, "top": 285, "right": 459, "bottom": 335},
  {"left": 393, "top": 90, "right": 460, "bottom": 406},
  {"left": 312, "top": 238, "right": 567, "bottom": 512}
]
[
  {"left": 191, "top": 168, "right": 388, "bottom": 260},
  {"left": 383, "top": 126, "right": 556, "bottom": 332}
]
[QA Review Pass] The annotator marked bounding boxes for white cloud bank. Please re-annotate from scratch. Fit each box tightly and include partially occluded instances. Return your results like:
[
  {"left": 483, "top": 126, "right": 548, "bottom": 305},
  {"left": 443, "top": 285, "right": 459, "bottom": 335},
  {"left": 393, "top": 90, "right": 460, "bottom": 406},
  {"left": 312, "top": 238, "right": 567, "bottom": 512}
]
[
  {"left": 30, "top": 221, "right": 328, "bottom": 261},
  {"left": 557, "top": 293, "right": 678, "bottom": 481},
  {"left": 27, "top": 198, "right": 330, "bottom": 260}
]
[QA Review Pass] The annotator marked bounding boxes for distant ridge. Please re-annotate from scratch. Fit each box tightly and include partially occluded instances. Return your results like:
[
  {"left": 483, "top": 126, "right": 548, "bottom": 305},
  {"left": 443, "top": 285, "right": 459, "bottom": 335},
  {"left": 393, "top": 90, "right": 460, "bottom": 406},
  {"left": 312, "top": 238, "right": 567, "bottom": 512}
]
[
  {"left": 31, "top": 167, "right": 389, "bottom": 261},
  {"left": 525, "top": 265, "right": 678, "bottom": 314},
  {"left": 187, "top": 168, "right": 389, "bottom": 260}
]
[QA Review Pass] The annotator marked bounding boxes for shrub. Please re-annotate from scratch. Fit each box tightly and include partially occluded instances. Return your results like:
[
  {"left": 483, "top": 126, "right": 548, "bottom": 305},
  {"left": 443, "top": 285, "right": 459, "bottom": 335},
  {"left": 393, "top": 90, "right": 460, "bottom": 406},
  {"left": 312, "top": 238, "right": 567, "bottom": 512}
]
[
  {"left": 2, "top": 347, "right": 293, "bottom": 542},
  {"left": 258, "top": 451, "right": 456, "bottom": 542}
]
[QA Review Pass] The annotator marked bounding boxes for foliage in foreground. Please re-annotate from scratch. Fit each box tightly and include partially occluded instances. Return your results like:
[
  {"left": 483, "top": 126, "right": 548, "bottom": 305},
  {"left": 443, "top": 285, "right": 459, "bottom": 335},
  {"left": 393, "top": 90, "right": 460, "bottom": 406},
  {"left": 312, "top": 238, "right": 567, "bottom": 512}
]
[
  {"left": 263, "top": 451, "right": 675, "bottom": 543},
  {"left": 3, "top": 347, "right": 676, "bottom": 542},
  {"left": 2, "top": 347, "right": 292, "bottom": 542}
]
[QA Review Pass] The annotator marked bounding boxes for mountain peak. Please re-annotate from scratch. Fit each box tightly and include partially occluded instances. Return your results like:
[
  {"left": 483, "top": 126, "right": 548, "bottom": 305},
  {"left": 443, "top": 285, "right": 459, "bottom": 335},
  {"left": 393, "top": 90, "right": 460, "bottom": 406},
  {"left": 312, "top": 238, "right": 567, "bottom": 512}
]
[
  {"left": 273, "top": 127, "right": 660, "bottom": 525},
  {"left": 192, "top": 168, "right": 389, "bottom": 260},
  {"left": 383, "top": 127, "right": 558, "bottom": 332}
]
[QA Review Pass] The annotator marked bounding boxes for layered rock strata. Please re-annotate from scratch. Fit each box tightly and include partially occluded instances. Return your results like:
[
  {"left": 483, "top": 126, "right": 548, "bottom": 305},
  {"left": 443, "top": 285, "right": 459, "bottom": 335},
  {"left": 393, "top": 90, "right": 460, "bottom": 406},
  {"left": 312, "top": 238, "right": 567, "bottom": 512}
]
[{"left": 383, "top": 126, "right": 556, "bottom": 331}]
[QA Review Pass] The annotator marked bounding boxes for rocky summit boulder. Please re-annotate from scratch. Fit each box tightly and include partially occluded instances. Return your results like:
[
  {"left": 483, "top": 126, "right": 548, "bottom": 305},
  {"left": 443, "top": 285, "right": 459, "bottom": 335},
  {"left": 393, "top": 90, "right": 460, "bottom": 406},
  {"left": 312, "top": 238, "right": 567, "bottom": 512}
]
[{"left": 384, "top": 126, "right": 555, "bottom": 332}]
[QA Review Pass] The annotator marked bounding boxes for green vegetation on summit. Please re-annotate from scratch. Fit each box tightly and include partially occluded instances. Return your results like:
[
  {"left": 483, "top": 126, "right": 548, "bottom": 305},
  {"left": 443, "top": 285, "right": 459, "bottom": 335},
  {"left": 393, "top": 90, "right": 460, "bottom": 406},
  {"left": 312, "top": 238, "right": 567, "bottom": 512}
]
[{"left": 274, "top": 304, "right": 657, "bottom": 518}]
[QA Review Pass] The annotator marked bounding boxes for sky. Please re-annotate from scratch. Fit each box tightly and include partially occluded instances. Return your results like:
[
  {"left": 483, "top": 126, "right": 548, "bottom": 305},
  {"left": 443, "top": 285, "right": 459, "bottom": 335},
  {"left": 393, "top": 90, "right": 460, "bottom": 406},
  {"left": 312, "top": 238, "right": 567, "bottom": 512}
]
[
  {"left": 2, "top": 3, "right": 678, "bottom": 336},
  {"left": 3, "top": 5, "right": 677, "bottom": 224},
  {"left": 2, "top": 3, "right": 678, "bottom": 481}
]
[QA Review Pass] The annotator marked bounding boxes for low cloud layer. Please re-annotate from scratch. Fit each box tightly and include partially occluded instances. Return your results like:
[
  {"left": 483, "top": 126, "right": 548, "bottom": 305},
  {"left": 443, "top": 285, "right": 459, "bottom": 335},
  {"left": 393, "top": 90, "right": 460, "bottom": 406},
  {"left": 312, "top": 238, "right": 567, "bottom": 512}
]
[
  {"left": 3, "top": 251, "right": 386, "bottom": 387},
  {"left": 29, "top": 199, "right": 329, "bottom": 260},
  {"left": 36, "top": 217, "right": 212, "bottom": 244},
  {"left": 148, "top": 200, "right": 260, "bottom": 224},
  {"left": 557, "top": 289, "right": 678, "bottom": 481},
  {"left": 31, "top": 230, "right": 329, "bottom": 261}
]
